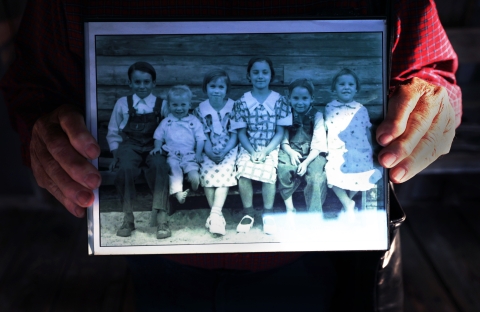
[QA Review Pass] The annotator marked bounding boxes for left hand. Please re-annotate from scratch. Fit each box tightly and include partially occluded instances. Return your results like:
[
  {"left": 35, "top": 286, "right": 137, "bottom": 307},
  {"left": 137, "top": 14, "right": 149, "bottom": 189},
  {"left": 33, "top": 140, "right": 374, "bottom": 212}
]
[
  {"left": 196, "top": 153, "right": 204, "bottom": 163},
  {"left": 376, "top": 77, "right": 456, "bottom": 183}
]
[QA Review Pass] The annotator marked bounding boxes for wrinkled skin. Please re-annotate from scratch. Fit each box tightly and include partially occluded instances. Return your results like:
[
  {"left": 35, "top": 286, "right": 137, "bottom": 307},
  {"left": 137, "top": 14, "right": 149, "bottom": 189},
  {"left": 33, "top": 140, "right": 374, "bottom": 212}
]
[
  {"left": 30, "top": 104, "right": 101, "bottom": 217},
  {"left": 376, "top": 77, "right": 456, "bottom": 183},
  {"left": 29, "top": 77, "right": 456, "bottom": 217}
]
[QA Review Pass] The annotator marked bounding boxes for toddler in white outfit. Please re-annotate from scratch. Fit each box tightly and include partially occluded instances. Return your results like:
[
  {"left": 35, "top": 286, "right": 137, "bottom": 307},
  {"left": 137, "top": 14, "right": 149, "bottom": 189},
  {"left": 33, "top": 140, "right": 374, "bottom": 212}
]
[{"left": 150, "top": 85, "right": 206, "bottom": 203}]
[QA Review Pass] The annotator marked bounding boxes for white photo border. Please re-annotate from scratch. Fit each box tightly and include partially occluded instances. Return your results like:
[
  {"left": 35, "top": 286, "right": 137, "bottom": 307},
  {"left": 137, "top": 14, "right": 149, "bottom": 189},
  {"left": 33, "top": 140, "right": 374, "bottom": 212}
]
[{"left": 86, "top": 19, "right": 389, "bottom": 255}]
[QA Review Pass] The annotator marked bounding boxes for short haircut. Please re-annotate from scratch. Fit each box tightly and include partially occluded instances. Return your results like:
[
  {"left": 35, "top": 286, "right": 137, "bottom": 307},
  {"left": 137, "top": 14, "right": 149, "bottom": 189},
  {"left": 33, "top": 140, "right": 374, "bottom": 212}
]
[
  {"left": 167, "top": 85, "right": 193, "bottom": 103},
  {"left": 202, "top": 69, "right": 231, "bottom": 94},
  {"left": 127, "top": 61, "right": 157, "bottom": 82},
  {"left": 246, "top": 56, "right": 275, "bottom": 82},
  {"left": 331, "top": 68, "right": 361, "bottom": 92},
  {"left": 288, "top": 78, "right": 315, "bottom": 97}
]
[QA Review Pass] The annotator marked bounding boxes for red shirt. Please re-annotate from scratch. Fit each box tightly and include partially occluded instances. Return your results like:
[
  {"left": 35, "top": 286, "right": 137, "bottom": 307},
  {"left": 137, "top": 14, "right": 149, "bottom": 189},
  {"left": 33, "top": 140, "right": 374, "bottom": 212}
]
[{"left": 0, "top": 0, "right": 462, "bottom": 271}]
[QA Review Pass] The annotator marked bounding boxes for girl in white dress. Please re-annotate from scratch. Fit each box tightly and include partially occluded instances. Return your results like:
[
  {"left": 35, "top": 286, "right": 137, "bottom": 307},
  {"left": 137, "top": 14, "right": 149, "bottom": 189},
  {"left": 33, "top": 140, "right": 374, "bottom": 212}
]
[
  {"left": 194, "top": 70, "right": 238, "bottom": 236},
  {"left": 231, "top": 56, "right": 292, "bottom": 234},
  {"left": 324, "top": 68, "right": 382, "bottom": 218}
]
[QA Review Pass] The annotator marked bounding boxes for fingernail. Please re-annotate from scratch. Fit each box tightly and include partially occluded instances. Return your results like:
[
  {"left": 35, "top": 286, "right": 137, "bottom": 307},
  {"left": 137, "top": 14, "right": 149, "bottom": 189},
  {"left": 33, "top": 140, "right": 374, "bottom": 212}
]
[
  {"left": 378, "top": 134, "right": 393, "bottom": 146},
  {"left": 74, "top": 206, "right": 86, "bottom": 218},
  {"left": 76, "top": 190, "right": 92, "bottom": 206},
  {"left": 380, "top": 153, "right": 397, "bottom": 168},
  {"left": 84, "top": 173, "right": 101, "bottom": 189},
  {"left": 391, "top": 167, "right": 406, "bottom": 182},
  {"left": 85, "top": 143, "right": 100, "bottom": 159}
]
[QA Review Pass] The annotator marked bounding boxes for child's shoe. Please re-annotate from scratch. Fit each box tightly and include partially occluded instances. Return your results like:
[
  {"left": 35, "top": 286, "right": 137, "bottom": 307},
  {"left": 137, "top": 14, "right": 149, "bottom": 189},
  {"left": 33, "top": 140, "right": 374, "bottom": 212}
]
[
  {"left": 206, "top": 213, "right": 226, "bottom": 236},
  {"left": 262, "top": 211, "right": 277, "bottom": 235},
  {"left": 156, "top": 222, "right": 172, "bottom": 239},
  {"left": 236, "top": 215, "right": 254, "bottom": 233},
  {"left": 116, "top": 221, "right": 135, "bottom": 237}
]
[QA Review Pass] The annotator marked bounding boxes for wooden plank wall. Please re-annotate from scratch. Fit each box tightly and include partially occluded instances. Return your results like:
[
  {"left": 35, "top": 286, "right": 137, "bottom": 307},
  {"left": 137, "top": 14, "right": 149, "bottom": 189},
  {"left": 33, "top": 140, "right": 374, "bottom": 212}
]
[{"left": 95, "top": 32, "right": 385, "bottom": 158}]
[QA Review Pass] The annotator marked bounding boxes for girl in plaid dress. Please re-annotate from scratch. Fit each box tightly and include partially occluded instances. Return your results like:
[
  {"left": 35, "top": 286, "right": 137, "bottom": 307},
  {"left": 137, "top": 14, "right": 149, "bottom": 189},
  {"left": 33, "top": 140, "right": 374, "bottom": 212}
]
[
  {"left": 231, "top": 56, "right": 292, "bottom": 234},
  {"left": 193, "top": 70, "right": 238, "bottom": 236}
]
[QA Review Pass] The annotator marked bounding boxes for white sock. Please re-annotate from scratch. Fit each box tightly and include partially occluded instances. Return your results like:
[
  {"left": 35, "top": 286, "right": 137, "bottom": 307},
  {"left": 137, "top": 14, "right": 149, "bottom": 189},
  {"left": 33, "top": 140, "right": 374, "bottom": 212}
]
[{"left": 211, "top": 206, "right": 222, "bottom": 216}]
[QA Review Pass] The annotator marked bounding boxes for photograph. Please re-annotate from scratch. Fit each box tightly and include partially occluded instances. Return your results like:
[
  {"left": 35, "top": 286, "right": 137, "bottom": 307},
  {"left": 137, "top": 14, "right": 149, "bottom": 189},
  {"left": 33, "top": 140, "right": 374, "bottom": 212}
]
[{"left": 85, "top": 19, "right": 389, "bottom": 255}]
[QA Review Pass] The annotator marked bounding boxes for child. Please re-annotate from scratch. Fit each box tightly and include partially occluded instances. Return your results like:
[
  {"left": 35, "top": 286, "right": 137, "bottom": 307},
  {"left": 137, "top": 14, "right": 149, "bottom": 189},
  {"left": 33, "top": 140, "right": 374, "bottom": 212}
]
[
  {"left": 231, "top": 56, "right": 292, "bottom": 235},
  {"left": 193, "top": 70, "right": 238, "bottom": 236},
  {"left": 277, "top": 79, "right": 328, "bottom": 217},
  {"left": 150, "top": 85, "right": 206, "bottom": 204},
  {"left": 324, "top": 68, "right": 382, "bottom": 218},
  {"left": 107, "top": 61, "right": 171, "bottom": 239}
]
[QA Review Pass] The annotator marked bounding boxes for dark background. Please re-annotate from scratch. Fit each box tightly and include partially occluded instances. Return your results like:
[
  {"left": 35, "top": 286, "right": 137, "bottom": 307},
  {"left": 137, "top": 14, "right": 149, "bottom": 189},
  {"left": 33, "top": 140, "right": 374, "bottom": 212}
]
[{"left": 0, "top": 1, "right": 479, "bottom": 311}]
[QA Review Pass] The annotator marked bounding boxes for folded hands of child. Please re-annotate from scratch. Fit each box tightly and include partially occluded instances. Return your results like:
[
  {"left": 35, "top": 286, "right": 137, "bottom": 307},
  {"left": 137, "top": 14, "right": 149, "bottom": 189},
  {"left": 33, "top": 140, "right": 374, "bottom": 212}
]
[{"left": 251, "top": 151, "right": 267, "bottom": 164}]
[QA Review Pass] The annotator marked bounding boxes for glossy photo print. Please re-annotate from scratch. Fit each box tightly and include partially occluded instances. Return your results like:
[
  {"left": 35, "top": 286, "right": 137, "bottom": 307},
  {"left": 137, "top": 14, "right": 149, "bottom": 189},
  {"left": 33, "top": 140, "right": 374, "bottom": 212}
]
[{"left": 85, "top": 19, "right": 389, "bottom": 255}]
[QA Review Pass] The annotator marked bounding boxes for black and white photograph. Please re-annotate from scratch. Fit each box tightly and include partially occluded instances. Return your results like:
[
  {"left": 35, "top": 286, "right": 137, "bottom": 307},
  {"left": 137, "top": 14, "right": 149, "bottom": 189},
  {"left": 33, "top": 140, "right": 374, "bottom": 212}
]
[{"left": 85, "top": 20, "right": 389, "bottom": 255}]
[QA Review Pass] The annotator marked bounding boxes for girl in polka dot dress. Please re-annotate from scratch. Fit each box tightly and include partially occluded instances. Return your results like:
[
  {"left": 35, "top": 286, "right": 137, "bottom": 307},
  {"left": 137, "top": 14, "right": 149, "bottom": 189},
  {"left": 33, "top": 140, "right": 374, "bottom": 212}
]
[
  {"left": 324, "top": 68, "right": 382, "bottom": 218},
  {"left": 194, "top": 70, "right": 238, "bottom": 236}
]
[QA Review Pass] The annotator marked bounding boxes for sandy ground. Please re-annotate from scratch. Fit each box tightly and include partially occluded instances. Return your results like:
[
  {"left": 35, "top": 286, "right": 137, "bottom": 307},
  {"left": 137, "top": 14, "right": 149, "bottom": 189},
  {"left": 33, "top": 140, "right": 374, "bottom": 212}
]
[{"left": 100, "top": 208, "right": 389, "bottom": 251}]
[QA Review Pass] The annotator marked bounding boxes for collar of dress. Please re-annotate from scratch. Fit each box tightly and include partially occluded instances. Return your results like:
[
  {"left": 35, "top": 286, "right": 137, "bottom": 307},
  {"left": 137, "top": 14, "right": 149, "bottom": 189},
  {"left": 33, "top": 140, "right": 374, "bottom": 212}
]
[
  {"left": 198, "top": 99, "right": 234, "bottom": 135},
  {"left": 244, "top": 91, "right": 280, "bottom": 115},
  {"left": 331, "top": 100, "right": 359, "bottom": 109}
]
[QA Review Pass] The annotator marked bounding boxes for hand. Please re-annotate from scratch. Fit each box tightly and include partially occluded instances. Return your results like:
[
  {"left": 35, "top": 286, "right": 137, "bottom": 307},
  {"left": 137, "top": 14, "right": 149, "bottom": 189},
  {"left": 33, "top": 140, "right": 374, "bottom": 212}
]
[
  {"left": 251, "top": 151, "right": 266, "bottom": 164},
  {"left": 149, "top": 147, "right": 162, "bottom": 155},
  {"left": 376, "top": 77, "right": 456, "bottom": 183},
  {"left": 287, "top": 149, "right": 302, "bottom": 166},
  {"left": 297, "top": 161, "right": 308, "bottom": 176},
  {"left": 196, "top": 153, "right": 204, "bottom": 163},
  {"left": 30, "top": 104, "right": 102, "bottom": 217},
  {"left": 109, "top": 149, "right": 118, "bottom": 171},
  {"left": 212, "top": 150, "right": 226, "bottom": 164}
]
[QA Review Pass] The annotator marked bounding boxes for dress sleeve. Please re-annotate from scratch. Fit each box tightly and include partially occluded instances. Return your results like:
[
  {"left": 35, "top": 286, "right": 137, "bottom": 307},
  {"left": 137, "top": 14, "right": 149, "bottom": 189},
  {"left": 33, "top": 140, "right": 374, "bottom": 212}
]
[
  {"left": 391, "top": 0, "right": 462, "bottom": 127},
  {"left": 193, "top": 106, "right": 210, "bottom": 134},
  {"left": 0, "top": 0, "right": 85, "bottom": 166},
  {"left": 310, "top": 111, "right": 328, "bottom": 153},
  {"left": 230, "top": 98, "right": 248, "bottom": 130},
  {"left": 275, "top": 96, "right": 292, "bottom": 127}
]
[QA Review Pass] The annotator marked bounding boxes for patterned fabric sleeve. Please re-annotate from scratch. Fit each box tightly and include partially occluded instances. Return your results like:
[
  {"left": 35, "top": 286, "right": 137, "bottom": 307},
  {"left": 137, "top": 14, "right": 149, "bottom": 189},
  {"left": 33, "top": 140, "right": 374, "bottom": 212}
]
[
  {"left": 230, "top": 98, "right": 248, "bottom": 130},
  {"left": 275, "top": 96, "right": 292, "bottom": 126},
  {"left": 192, "top": 106, "right": 210, "bottom": 134}
]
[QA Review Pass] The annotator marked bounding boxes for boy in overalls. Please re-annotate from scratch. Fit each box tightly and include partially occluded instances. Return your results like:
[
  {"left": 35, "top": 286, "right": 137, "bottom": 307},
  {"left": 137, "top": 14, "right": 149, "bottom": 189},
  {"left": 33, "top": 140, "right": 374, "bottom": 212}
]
[
  {"left": 277, "top": 79, "right": 328, "bottom": 217},
  {"left": 107, "top": 61, "right": 171, "bottom": 239}
]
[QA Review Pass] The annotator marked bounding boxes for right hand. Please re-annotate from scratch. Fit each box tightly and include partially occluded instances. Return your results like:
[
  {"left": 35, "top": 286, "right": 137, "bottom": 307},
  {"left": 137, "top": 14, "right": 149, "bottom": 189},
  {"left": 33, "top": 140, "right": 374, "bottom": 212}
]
[
  {"left": 287, "top": 149, "right": 302, "bottom": 166},
  {"left": 30, "top": 104, "right": 101, "bottom": 218}
]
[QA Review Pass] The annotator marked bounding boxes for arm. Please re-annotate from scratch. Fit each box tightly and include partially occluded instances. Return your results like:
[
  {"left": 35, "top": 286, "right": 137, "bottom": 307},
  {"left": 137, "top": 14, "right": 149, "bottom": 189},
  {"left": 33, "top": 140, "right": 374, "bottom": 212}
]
[
  {"left": 150, "top": 139, "right": 163, "bottom": 155},
  {"left": 238, "top": 128, "right": 255, "bottom": 155},
  {"left": 376, "top": 0, "right": 460, "bottom": 183},
  {"left": 195, "top": 139, "right": 205, "bottom": 163},
  {"left": 253, "top": 125, "right": 285, "bottom": 163},
  {"left": 215, "top": 132, "right": 238, "bottom": 163},
  {"left": 281, "top": 128, "right": 302, "bottom": 166}
]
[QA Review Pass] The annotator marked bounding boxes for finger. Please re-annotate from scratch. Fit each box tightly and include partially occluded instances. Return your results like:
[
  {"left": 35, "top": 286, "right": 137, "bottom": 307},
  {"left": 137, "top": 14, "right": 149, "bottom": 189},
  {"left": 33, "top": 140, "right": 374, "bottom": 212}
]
[
  {"left": 378, "top": 84, "right": 447, "bottom": 169},
  {"left": 389, "top": 100, "right": 455, "bottom": 183},
  {"left": 32, "top": 123, "right": 98, "bottom": 208},
  {"left": 30, "top": 143, "right": 88, "bottom": 217},
  {"left": 57, "top": 106, "right": 101, "bottom": 160},
  {"left": 36, "top": 119, "right": 102, "bottom": 191},
  {"left": 376, "top": 78, "right": 433, "bottom": 147}
]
